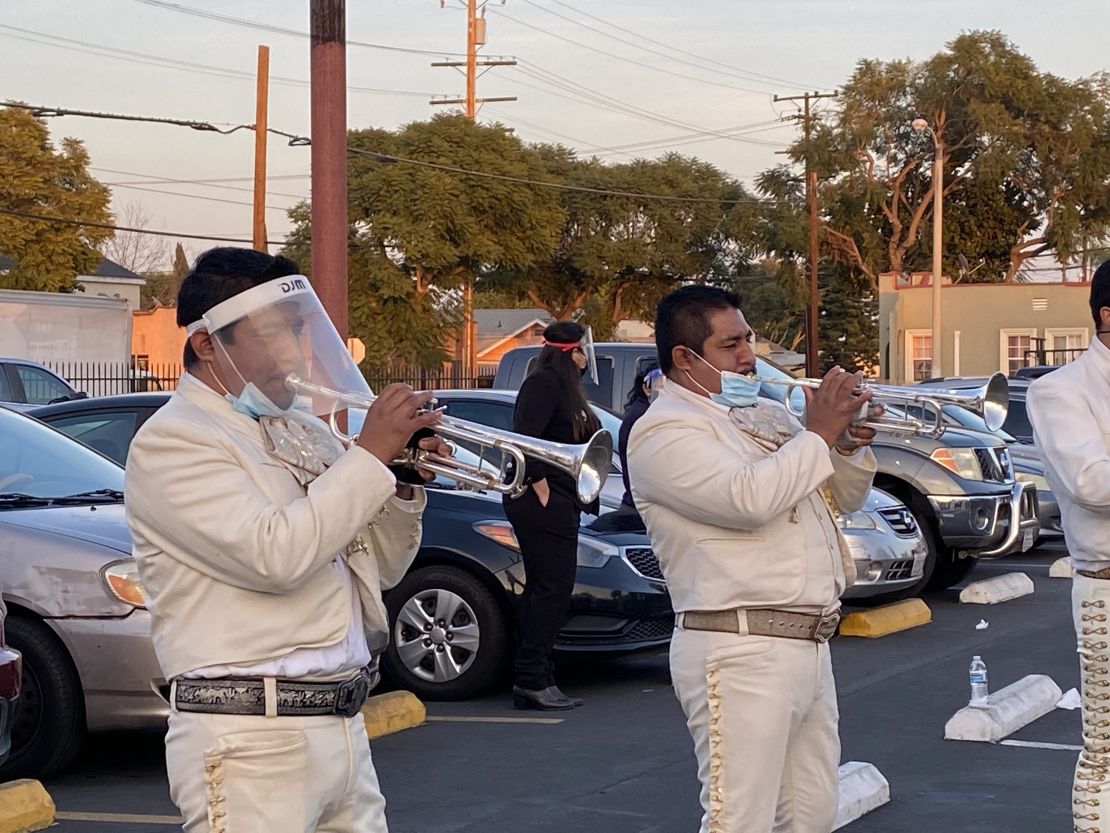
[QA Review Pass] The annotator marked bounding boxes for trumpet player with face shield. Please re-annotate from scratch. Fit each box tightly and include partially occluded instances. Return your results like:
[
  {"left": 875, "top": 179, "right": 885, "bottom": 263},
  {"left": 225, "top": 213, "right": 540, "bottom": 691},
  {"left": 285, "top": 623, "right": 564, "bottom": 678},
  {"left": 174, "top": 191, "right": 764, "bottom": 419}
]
[
  {"left": 124, "top": 247, "right": 451, "bottom": 833},
  {"left": 627, "top": 285, "right": 881, "bottom": 833}
]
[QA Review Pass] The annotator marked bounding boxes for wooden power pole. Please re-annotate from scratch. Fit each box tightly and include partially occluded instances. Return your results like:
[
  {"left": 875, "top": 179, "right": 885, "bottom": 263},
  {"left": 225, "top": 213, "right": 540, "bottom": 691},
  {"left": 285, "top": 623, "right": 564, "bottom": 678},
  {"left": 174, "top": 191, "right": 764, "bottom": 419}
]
[
  {"left": 431, "top": 0, "right": 516, "bottom": 377},
  {"left": 774, "top": 90, "right": 838, "bottom": 378},
  {"left": 252, "top": 44, "right": 270, "bottom": 253},
  {"left": 309, "top": 0, "right": 348, "bottom": 342}
]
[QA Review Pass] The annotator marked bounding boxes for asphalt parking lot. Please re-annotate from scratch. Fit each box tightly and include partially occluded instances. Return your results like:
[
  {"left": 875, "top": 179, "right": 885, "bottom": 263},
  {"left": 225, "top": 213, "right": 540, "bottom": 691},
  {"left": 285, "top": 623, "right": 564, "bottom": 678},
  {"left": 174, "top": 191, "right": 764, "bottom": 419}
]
[{"left": 40, "top": 543, "right": 1079, "bottom": 833}]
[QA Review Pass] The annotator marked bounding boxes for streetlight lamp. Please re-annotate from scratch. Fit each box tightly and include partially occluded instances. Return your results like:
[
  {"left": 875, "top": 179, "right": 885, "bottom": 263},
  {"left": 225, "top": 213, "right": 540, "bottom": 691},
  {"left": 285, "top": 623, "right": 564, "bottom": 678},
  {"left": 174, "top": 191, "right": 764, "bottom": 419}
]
[{"left": 913, "top": 117, "right": 944, "bottom": 379}]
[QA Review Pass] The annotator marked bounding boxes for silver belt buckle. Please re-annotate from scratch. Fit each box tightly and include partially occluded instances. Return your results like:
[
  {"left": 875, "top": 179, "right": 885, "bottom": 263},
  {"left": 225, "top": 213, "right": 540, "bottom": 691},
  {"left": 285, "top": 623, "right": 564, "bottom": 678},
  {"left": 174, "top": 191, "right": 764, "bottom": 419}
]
[
  {"left": 814, "top": 612, "right": 840, "bottom": 643},
  {"left": 334, "top": 670, "right": 371, "bottom": 718}
]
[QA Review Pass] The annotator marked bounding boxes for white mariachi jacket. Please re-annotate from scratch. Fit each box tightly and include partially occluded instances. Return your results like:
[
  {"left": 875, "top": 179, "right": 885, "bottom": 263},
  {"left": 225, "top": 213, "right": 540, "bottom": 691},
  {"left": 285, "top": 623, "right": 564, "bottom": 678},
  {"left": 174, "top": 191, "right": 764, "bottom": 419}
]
[
  {"left": 628, "top": 381, "right": 876, "bottom": 615},
  {"left": 125, "top": 373, "right": 424, "bottom": 680}
]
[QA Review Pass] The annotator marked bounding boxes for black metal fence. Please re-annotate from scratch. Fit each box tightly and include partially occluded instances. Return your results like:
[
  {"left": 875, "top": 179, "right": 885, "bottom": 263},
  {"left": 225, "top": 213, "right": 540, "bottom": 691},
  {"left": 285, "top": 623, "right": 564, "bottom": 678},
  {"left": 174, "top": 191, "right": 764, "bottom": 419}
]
[
  {"left": 45, "top": 361, "right": 183, "bottom": 397},
  {"left": 45, "top": 361, "right": 496, "bottom": 398},
  {"left": 1022, "top": 347, "right": 1086, "bottom": 367}
]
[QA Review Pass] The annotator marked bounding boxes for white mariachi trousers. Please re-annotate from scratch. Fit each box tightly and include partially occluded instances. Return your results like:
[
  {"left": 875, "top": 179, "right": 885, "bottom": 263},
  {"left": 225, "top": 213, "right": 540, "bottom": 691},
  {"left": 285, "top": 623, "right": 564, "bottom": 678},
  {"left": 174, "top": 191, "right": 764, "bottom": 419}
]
[
  {"left": 669, "top": 626, "right": 841, "bottom": 833},
  {"left": 165, "top": 706, "right": 389, "bottom": 833},
  {"left": 1074, "top": 573, "right": 1110, "bottom": 833}
]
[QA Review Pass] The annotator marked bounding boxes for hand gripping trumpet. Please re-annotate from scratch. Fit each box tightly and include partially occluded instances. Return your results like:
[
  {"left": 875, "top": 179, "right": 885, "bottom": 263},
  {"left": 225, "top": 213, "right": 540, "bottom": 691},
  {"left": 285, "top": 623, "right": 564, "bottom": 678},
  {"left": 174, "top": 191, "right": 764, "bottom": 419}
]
[
  {"left": 285, "top": 375, "right": 614, "bottom": 503},
  {"left": 751, "top": 372, "right": 1009, "bottom": 438}
]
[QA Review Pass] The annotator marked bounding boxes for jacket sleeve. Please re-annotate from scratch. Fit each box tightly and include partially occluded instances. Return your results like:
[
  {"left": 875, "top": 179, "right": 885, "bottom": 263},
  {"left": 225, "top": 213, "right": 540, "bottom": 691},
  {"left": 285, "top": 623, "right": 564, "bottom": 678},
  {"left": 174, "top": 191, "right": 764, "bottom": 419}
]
[
  {"left": 125, "top": 418, "right": 398, "bottom": 594},
  {"left": 828, "top": 446, "right": 878, "bottom": 513},
  {"left": 628, "top": 418, "right": 836, "bottom": 530},
  {"left": 1028, "top": 379, "right": 1110, "bottom": 511},
  {"left": 513, "top": 372, "right": 558, "bottom": 483},
  {"left": 361, "top": 489, "right": 426, "bottom": 590}
]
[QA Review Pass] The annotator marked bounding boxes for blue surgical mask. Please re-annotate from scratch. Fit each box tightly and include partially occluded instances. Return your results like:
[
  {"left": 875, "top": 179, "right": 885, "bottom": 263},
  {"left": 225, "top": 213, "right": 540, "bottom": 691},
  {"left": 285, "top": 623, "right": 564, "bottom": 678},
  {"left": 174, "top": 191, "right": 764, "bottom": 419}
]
[
  {"left": 209, "top": 364, "right": 288, "bottom": 419},
  {"left": 687, "top": 352, "right": 761, "bottom": 408},
  {"left": 226, "top": 382, "right": 288, "bottom": 419}
]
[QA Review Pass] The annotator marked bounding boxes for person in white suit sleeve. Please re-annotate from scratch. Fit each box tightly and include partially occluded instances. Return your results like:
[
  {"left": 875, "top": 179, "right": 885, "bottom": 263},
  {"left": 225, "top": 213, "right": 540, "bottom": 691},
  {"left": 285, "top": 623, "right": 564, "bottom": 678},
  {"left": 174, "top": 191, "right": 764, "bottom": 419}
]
[
  {"left": 628, "top": 285, "right": 879, "bottom": 833},
  {"left": 125, "top": 247, "right": 451, "bottom": 833},
  {"left": 1027, "top": 261, "right": 1110, "bottom": 831}
]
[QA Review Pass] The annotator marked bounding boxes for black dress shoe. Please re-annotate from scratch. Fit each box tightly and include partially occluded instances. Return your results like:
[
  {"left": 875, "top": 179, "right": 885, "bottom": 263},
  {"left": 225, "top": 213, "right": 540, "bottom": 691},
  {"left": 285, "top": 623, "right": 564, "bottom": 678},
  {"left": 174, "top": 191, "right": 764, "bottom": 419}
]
[
  {"left": 549, "top": 686, "right": 583, "bottom": 707},
  {"left": 512, "top": 685, "right": 576, "bottom": 711}
]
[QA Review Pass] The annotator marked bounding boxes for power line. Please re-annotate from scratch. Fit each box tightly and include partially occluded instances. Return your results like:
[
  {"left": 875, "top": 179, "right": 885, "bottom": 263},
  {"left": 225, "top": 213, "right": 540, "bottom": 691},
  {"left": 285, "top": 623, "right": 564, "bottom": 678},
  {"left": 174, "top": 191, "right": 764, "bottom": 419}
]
[
  {"left": 108, "top": 182, "right": 296, "bottom": 212},
  {"left": 516, "top": 0, "right": 796, "bottom": 92},
  {"left": 490, "top": 8, "right": 772, "bottom": 96},
  {"left": 0, "top": 26, "right": 439, "bottom": 98},
  {"left": 3, "top": 101, "right": 251, "bottom": 135},
  {"left": 511, "top": 62, "right": 785, "bottom": 146},
  {"left": 0, "top": 207, "right": 283, "bottom": 246},
  {"left": 536, "top": 0, "right": 819, "bottom": 89},
  {"left": 132, "top": 0, "right": 472, "bottom": 58},
  {"left": 346, "top": 146, "right": 777, "bottom": 205},
  {"left": 6, "top": 99, "right": 785, "bottom": 206},
  {"left": 91, "top": 166, "right": 307, "bottom": 200}
]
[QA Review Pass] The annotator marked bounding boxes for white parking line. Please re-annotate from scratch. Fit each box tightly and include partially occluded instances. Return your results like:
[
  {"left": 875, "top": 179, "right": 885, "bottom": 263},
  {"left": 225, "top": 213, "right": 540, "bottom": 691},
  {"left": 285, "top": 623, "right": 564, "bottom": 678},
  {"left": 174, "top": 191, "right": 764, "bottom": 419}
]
[
  {"left": 426, "top": 715, "right": 565, "bottom": 724},
  {"left": 999, "top": 739, "right": 1082, "bottom": 751},
  {"left": 56, "top": 811, "right": 183, "bottom": 825}
]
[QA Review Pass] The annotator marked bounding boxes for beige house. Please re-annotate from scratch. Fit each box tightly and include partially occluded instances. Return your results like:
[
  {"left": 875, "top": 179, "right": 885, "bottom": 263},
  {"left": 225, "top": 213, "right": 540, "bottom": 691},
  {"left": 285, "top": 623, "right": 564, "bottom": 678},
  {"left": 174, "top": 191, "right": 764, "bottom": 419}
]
[{"left": 879, "top": 272, "right": 1093, "bottom": 384}]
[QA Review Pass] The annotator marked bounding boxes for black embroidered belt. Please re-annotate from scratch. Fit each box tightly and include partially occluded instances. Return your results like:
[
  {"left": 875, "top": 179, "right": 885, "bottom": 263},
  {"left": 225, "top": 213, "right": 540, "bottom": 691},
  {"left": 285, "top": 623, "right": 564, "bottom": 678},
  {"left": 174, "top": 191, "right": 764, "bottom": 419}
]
[
  {"left": 173, "top": 667, "right": 378, "bottom": 718},
  {"left": 680, "top": 608, "right": 841, "bottom": 643}
]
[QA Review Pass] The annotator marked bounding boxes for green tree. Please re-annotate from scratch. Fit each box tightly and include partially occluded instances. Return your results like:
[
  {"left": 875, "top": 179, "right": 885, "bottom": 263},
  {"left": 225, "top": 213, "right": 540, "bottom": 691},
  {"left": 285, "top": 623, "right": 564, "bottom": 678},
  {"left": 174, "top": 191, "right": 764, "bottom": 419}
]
[
  {"left": 0, "top": 106, "right": 113, "bottom": 291},
  {"left": 140, "top": 242, "right": 190, "bottom": 309},
  {"left": 797, "top": 31, "right": 1110, "bottom": 287},
  {"left": 282, "top": 114, "right": 565, "bottom": 369}
]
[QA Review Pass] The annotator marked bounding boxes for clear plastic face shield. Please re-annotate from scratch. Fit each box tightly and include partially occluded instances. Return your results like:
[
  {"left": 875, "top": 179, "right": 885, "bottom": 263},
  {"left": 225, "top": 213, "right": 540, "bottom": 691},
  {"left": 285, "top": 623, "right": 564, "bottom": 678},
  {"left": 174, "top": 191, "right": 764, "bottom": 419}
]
[
  {"left": 188, "top": 276, "right": 369, "bottom": 420},
  {"left": 581, "top": 326, "right": 599, "bottom": 386}
]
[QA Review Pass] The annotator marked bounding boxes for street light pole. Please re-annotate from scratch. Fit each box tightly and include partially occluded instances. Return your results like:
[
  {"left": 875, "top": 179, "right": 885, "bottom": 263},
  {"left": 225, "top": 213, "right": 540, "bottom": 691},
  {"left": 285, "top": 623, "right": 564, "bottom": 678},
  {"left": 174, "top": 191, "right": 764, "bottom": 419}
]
[{"left": 914, "top": 118, "right": 944, "bottom": 379}]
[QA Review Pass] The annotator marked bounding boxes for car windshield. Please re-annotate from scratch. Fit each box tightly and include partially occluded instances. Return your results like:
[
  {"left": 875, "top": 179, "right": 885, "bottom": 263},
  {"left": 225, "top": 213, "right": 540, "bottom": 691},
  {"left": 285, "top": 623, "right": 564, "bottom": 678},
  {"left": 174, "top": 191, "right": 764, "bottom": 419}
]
[{"left": 0, "top": 408, "right": 124, "bottom": 500}]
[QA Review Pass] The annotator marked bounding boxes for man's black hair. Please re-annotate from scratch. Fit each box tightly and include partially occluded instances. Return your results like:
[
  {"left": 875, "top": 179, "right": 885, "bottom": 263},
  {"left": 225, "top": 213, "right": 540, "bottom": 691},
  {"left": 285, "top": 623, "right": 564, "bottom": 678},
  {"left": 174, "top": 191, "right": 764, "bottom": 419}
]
[
  {"left": 177, "top": 247, "right": 302, "bottom": 367},
  {"left": 654, "top": 284, "right": 742, "bottom": 374},
  {"left": 1091, "top": 260, "right": 1110, "bottom": 330}
]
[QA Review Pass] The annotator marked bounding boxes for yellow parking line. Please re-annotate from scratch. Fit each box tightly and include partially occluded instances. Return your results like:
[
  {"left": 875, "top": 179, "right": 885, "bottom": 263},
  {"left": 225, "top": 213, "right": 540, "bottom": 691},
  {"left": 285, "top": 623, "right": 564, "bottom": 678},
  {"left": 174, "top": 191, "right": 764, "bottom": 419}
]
[
  {"left": 56, "top": 811, "right": 183, "bottom": 825},
  {"left": 426, "top": 715, "right": 564, "bottom": 724}
]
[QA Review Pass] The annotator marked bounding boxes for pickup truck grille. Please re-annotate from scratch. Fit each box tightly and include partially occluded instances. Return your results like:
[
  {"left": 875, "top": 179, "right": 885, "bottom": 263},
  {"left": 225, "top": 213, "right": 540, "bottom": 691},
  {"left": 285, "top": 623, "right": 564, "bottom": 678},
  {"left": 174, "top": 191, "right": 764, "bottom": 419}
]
[
  {"left": 974, "top": 447, "right": 1014, "bottom": 483},
  {"left": 876, "top": 507, "right": 919, "bottom": 537}
]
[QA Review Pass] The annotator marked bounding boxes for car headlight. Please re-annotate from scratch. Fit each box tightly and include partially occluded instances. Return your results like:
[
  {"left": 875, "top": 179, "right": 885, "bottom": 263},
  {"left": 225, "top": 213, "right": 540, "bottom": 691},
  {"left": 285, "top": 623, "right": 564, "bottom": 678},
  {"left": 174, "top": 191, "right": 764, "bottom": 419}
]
[
  {"left": 841, "top": 510, "right": 878, "bottom": 531},
  {"left": 100, "top": 558, "right": 147, "bottom": 608},
  {"left": 930, "top": 448, "right": 984, "bottom": 480},
  {"left": 473, "top": 521, "right": 520, "bottom": 551},
  {"left": 576, "top": 538, "right": 618, "bottom": 569},
  {"left": 1017, "top": 472, "right": 1050, "bottom": 491}
]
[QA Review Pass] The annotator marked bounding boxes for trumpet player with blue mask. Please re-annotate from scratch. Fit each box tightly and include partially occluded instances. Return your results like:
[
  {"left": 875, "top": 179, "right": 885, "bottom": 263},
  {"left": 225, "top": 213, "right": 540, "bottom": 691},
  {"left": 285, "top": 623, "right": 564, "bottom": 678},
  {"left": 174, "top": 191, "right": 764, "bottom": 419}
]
[
  {"left": 124, "top": 247, "right": 451, "bottom": 833},
  {"left": 627, "top": 284, "right": 881, "bottom": 833}
]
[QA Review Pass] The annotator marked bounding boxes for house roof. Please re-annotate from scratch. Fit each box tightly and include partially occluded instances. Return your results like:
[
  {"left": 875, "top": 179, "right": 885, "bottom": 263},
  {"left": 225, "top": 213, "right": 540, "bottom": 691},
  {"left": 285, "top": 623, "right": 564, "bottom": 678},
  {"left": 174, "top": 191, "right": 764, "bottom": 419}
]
[
  {"left": 0, "top": 253, "right": 141, "bottom": 279},
  {"left": 473, "top": 308, "right": 553, "bottom": 338},
  {"left": 90, "top": 257, "right": 142, "bottom": 279},
  {"left": 472, "top": 308, "right": 553, "bottom": 359}
]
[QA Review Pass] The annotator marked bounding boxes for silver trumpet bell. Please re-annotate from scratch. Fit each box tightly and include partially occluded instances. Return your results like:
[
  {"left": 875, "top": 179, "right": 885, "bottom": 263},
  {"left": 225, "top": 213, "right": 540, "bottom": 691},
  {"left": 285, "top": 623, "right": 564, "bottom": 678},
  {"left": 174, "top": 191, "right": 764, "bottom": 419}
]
[
  {"left": 752, "top": 372, "right": 1009, "bottom": 438},
  {"left": 285, "top": 375, "right": 614, "bottom": 503}
]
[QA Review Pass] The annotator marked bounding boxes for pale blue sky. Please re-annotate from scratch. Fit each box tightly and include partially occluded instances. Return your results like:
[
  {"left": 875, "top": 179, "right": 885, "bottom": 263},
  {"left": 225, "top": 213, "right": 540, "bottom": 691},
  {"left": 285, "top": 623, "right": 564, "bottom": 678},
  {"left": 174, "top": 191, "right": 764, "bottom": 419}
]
[{"left": 2, "top": 0, "right": 1105, "bottom": 266}]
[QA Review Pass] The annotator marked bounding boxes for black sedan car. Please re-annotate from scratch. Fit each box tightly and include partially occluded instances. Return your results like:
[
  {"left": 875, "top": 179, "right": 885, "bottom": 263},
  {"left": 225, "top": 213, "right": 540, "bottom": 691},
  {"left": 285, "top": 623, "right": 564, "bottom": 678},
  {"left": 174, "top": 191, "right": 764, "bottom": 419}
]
[{"left": 29, "top": 393, "right": 672, "bottom": 700}]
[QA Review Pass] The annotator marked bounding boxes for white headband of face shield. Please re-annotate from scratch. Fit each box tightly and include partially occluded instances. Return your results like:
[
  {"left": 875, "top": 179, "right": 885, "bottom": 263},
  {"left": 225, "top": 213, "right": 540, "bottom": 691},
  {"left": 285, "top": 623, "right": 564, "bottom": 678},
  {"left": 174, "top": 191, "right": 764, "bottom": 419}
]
[{"left": 185, "top": 275, "right": 314, "bottom": 336}]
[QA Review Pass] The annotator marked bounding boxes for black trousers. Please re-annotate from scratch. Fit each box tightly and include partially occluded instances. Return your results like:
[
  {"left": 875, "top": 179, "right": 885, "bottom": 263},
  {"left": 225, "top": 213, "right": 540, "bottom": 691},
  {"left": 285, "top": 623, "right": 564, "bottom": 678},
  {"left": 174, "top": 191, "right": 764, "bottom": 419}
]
[{"left": 503, "top": 487, "right": 580, "bottom": 691}]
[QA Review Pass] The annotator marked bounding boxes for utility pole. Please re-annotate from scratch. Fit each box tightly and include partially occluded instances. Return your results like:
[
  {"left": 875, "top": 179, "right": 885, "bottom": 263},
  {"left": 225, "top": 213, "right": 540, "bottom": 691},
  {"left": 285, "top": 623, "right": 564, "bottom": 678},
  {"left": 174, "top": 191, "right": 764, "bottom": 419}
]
[
  {"left": 252, "top": 44, "right": 270, "bottom": 253},
  {"left": 431, "top": 0, "right": 516, "bottom": 377},
  {"left": 774, "top": 90, "right": 838, "bottom": 378},
  {"left": 309, "top": 0, "right": 348, "bottom": 342}
]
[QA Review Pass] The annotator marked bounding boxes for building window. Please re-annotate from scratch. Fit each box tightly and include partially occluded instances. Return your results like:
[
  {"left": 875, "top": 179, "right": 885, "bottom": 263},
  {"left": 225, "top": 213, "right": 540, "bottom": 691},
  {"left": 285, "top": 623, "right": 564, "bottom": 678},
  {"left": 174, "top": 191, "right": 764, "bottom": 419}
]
[
  {"left": 1043, "top": 328, "right": 1089, "bottom": 365},
  {"left": 999, "top": 329, "right": 1037, "bottom": 374},
  {"left": 905, "top": 331, "right": 932, "bottom": 381}
]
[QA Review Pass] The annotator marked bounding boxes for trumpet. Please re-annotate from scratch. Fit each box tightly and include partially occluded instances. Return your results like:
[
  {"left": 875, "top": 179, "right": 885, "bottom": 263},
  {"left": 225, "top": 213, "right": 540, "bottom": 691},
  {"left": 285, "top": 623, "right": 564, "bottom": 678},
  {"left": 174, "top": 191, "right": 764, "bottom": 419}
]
[
  {"left": 285, "top": 375, "right": 613, "bottom": 503},
  {"left": 751, "top": 372, "right": 1009, "bottom": 438}
]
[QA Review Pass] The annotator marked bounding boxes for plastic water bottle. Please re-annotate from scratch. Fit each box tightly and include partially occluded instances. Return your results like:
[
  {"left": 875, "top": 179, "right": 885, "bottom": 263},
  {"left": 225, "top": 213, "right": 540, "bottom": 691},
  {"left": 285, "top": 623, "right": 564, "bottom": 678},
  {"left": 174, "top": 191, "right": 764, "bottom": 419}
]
[{"left": 969, "top": 655, "right": 989, "bottom": 705}]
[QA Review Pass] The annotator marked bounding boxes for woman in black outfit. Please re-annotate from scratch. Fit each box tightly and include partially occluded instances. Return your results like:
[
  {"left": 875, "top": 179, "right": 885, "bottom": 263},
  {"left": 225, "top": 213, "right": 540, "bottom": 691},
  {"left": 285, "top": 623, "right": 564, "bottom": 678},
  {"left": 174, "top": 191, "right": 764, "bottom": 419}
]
[{"left": 504, "top": 321, "right": 601, "bottom": 711}]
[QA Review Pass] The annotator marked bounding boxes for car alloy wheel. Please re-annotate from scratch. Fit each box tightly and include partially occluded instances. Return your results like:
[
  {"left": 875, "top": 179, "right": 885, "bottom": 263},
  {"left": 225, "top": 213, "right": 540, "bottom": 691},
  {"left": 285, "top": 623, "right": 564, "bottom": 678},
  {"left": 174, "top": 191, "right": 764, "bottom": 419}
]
[{"left": 394, "top": 588, "right": 481, "bottom": 684}]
